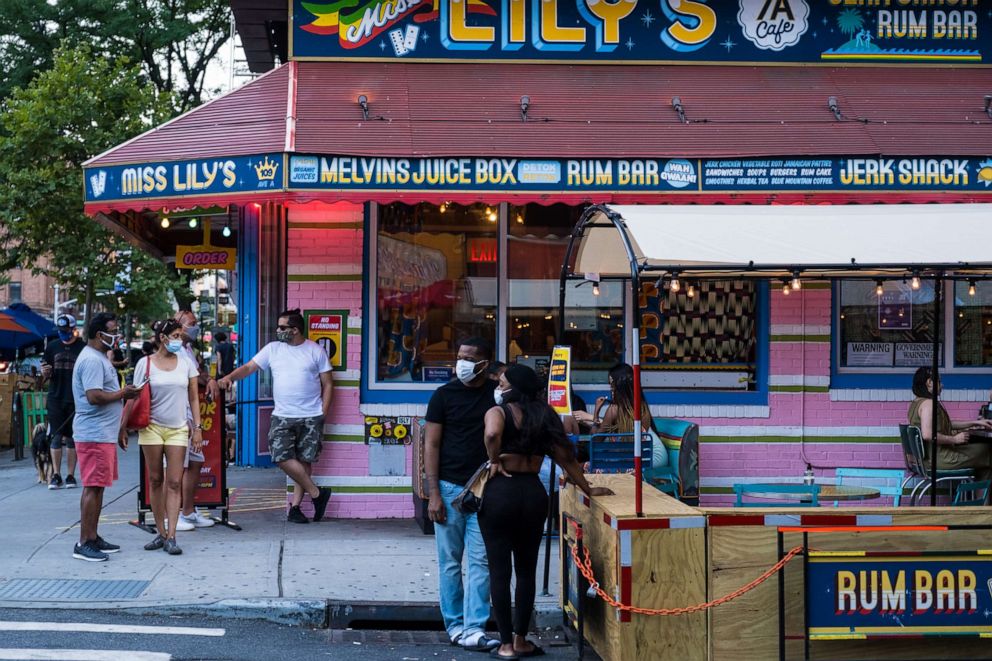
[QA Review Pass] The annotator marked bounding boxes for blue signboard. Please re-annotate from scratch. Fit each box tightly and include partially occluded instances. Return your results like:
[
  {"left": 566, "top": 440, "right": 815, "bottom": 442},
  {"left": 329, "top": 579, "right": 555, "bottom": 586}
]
[
  {"left": 84, "top": 154, "right": 284, "bottom": 203},
  {"left": 291, "top": 0, "right": 991, "bottom": 65},
  {"left": 84, "top": 153, "right": 992, "bottom": 202},
  {"left": 807, "top": 553, "right": 992, "bottom": 638}
]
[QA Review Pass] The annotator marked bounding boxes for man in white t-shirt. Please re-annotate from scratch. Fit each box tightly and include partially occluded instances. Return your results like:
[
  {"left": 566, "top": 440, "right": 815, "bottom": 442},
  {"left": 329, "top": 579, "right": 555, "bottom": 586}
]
[{"left": 219, "top": 309, "right": 334, "bottom": 523}]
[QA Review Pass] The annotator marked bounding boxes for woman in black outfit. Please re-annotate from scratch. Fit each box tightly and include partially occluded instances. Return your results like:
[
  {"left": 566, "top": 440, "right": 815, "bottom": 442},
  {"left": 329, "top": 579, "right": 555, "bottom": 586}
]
[{"left": 479, "top": 365, "right": 613, "bottom": 659}]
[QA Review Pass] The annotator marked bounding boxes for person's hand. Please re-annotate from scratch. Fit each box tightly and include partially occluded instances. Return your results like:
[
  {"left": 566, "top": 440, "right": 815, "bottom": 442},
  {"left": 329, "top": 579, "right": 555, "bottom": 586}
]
[
  {"left": 427, "top": 492, "right": 446, "bottom": 524},
  {"left": 588, "top": 486, "right": 614, "bottom": 497},
  {"left": 191, "top": 428, "right": 203, "bottom": 453},
  {"left": 217, "top": 377, "right": 232, "bottom": 391},
  {"left": 40, "top": 363, "right": 52, "bottom": 379},
  {"left": 120, "top": 384, "right": 141, "bottom": 400},
  {"left": 976, "top": 419, "right": 992, "bottom": 430},
  {"left": 206, "top": 378, "right": 219, "bottom": 402},
  {"left": 118, "top": 427, "right": 129, "bottom": 451},
  {"left": 488, "top": 459, "right": 511, "bottom": 479},
  {"left": 572, "top": 410, "right": 593, "bottom": 424},
  {"left": 953, "top": 431, "right": 970, "bottom": 445}
]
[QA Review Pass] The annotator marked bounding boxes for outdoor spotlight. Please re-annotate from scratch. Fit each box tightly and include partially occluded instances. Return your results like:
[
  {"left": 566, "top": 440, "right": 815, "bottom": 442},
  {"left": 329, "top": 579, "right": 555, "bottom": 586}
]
[
  {"left": 969, "top": 280, "right": 977, "bottom": 296},
  {"left": 875, "top": 280, "right": 884, "bottom": 296},
  {"left": 985, "top": 95, "right": 992, "bottom": 119},
  {"left": 911, "top": 273, "right": 921, "bottom": 290},
  {"left": 222, "top": 224, "right": 232, "bottom": 238},
  {"left": 520, "top": 95, "right": 530, "bottom": 122},
  {"left": 188, "top": 217, "right": 198, "bottom": 229},
  {"left": 358, "top": 94, "right": 369, "bottom": 121},
  {"left": 791, "top": 271, "right": 802, "bottom": 291},
  {"left": 672, "top": 96, "right": 686, "bottom": 124},
  {"left": 827, "top": 96, "right": 842, "bottom": 121},
  {"left": 160, "top": 217, "right": 170, "bottom": 228}
]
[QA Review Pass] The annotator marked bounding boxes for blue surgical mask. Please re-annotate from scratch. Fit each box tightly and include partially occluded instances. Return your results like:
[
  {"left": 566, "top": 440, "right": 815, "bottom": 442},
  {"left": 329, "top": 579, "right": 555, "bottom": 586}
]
[
  {"left": 58, "top": 330, "right": 74, "bottom": 343},
  {"left": 166, "top": 339, "right": 183, "bottom": 354}
]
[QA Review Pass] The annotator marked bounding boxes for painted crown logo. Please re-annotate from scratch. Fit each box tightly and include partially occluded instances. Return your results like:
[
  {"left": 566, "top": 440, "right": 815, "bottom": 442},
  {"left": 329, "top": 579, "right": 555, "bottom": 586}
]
[{"left": 255, "top": 157, "right": 279, "bottom": 181}]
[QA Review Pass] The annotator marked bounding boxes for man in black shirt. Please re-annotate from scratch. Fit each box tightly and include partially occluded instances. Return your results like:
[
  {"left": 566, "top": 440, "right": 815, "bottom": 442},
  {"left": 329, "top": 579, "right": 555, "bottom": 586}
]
[
  {"left": 424, "top": 337, "right": 499, "bottom": 652},
  {"left": 41, "top": 314, "right": 85, "bottom": 489},
  {"left": 214, "top": 332, "right": 235, "bottom": 378}
]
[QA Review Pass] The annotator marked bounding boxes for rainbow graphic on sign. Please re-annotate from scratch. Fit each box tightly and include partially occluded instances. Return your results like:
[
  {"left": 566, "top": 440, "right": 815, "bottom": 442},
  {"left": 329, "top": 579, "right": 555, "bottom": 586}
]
[{"left": 300, "top": 0, "right": 496, "bottom": 49}]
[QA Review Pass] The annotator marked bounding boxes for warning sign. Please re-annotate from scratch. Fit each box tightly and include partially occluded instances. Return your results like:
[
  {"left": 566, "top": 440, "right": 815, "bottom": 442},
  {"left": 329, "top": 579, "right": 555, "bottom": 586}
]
[{"left": 306, "top": 309, "right": 348, "bottom": 371}]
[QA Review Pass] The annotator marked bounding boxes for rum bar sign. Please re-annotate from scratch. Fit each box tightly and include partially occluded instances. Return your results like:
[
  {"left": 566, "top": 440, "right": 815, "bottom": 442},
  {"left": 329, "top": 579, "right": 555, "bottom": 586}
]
[
  {"left": 807, "top": 552, "right": 992, "bottom": 639},
  {"left": 291, "top": 0, "right": 992, "bottom": 65}
]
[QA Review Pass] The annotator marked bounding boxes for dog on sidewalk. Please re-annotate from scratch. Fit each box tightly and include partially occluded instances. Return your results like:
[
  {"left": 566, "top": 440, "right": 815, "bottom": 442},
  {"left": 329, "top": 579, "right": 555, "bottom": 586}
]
[{"left": 31, "top": 423, "right": 54, "bottom": 484}]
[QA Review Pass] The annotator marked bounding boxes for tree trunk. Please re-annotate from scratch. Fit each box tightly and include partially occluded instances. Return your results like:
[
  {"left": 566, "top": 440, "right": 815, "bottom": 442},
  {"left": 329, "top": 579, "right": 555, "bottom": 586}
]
[{"left": 83, "top": 278, "right": 95, "bottom": 338}]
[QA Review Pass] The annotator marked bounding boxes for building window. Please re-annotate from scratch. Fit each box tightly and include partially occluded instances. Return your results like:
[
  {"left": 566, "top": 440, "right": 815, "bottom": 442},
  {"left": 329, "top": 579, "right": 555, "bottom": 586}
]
[
  {"left": 373, "top": 202, "right": 497, "bottom": 384},
  {"left": 836, "top": 280, "right": 992, "bottom": 373},
  {"left": 367, "top": 202, "right": 765, "bottom": 394},
  {"left": 8, "top": 282, "right": 21, "bottom": 304}
]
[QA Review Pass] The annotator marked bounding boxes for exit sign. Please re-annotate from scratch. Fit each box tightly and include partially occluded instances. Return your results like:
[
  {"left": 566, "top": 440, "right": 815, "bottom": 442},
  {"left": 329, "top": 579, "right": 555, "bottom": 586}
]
[{"left": 467, "top": 237, "right": 496, "bottom": 263}]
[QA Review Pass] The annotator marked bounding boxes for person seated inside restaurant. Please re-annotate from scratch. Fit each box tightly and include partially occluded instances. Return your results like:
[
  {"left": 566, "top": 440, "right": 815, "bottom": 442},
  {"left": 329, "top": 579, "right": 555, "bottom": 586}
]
[
  {"left": 571, "top": 363, "right": 669, "bottom": 470},
  {"left": 908, "top": 366, "right": 992, "bottom": 486}
]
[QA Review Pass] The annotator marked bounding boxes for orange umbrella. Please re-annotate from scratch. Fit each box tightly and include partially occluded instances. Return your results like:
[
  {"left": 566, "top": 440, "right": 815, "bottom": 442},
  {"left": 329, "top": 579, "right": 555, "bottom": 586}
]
[{"left": 0, "top": 313, "right": 30, "bottom": 333}]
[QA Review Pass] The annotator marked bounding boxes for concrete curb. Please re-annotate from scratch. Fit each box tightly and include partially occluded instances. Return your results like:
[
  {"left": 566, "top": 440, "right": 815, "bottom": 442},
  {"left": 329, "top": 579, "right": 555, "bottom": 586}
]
[{"left": 119, "top": 599, "right": 329, "bottom": 628}]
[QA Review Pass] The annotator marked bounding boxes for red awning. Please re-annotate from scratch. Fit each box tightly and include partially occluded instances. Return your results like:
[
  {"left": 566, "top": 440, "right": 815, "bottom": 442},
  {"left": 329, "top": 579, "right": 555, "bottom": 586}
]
[{"left": 84, "top": 61, "right": 992, "bottom": 213}]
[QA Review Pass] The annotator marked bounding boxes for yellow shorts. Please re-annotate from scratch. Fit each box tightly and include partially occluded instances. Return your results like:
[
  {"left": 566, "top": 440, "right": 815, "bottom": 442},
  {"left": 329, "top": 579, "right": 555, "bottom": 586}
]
[{"left": 138, "top": 423, "right": 189, "bottom": 447}]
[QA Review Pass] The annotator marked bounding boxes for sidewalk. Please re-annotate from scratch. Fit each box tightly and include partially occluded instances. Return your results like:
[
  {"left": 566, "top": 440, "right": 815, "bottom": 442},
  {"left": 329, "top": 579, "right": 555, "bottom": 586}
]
[{"left": 0, "top": 445, "right": 563, "bottom": 628}]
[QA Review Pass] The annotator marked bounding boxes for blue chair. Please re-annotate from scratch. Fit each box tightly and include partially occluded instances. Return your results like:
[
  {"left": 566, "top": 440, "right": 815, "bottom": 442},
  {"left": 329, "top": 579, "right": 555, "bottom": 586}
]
[
  {"left": 586, "top": 432, "right": 652, "bottom": 475},
  {"left": 646, "top": 418, "right": 700, "bottom": 505},
  {"left": 734, "top": 483, "right": 821, "bottom": 507},
  {"left": 953, "top": 480, "right": 990, "bottom": 506},
  {"left": 834, "top": 468, "right": 906, "bottom": 507},
  {"left": 899, "top": 424, "right": 974, "bottom": 504}
]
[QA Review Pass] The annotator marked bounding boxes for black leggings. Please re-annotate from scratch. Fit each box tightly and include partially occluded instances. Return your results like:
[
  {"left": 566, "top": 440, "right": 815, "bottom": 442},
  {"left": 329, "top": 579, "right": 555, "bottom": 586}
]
[{"left": 478, "top": 472, "right": 549, "bottom": 644}]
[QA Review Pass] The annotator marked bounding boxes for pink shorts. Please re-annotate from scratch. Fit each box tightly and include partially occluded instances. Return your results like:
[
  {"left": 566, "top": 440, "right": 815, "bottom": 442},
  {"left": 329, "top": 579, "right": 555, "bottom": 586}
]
[{"left": 75, "top": 442, "right": 119, "bottom": 488}]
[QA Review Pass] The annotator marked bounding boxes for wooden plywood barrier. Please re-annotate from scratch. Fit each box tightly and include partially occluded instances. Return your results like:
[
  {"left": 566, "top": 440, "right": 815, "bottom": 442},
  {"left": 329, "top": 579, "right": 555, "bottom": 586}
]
[{"left": 560, "top": 474, "right": 707, "bottom": 661}]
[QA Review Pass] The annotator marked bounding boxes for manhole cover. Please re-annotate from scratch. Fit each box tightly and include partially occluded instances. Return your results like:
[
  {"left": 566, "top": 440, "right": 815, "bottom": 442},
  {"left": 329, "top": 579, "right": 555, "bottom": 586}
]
[{"left": 0, "top": 579, "right": 150, "bottom": 601}]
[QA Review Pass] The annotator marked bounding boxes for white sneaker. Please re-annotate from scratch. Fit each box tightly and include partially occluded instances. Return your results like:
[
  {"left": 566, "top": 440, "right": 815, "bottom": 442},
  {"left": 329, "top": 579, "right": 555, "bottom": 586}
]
[
  {"left": 168, "top": 517, "right": 196, "bottom": 532},
  {"left": 182, "top": 511, "right": 215, "bottom": 528}
]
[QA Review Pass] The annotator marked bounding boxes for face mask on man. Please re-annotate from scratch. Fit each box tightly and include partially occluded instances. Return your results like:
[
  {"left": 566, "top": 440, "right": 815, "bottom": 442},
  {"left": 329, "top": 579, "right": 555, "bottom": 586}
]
[
  {"left": 58, "top": 330, "right": 74, "bottom": 343},
  {"left": 99, "top": 331, "right": 120, "bottom": 349},
  {"left": 166, "top": 339, "right": 183, "bottom": 354},
  {"left": 276, "top": 328, "right": 294, "bottom": 343},
  {"left": 455, "top": 359, "right": 486, "bottom": 385}
]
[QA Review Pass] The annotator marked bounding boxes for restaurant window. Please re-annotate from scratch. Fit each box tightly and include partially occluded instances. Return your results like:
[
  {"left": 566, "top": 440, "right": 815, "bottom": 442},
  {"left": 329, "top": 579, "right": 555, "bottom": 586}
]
[
  {"left": 8, "top": 282, "right": 21, "bottom": 304},
  {"left": 506, "top": 204, "right": 623, "bottom": 384},
  {"left": 639, "top": 279, "right": 759, "bottom": 390},
  {"left": 837, "top": 280, "right": 992, "bottom": 373},
  {"left": 372, "top": 202, "right": 497, "bottom": 385}
]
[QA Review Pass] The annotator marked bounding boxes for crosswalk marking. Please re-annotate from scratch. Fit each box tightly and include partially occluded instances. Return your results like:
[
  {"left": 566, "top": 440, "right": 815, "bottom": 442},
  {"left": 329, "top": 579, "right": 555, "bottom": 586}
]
[
  {"left": 0, "top": 622, "right": 224, "bottom": 637},
  {"left": 0, "top": 650, "right": 170, "bottom": 661}
]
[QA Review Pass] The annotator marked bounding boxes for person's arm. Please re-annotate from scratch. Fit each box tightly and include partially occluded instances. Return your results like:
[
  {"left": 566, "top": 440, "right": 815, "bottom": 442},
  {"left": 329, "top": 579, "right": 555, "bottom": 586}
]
[
  {"left": 918, "top": 399, "right": 970, "bottom": 445},
  {"left": 484, "top": 407, "right": 511, "bottom": 478},
  {"left": 86, "top": 387, "right": 138, "bottom": 406},
  {"left": 551, "top": 442, "right": 614, "bottom": 497},
  {"left": 218, "top": 360, "right": 260, "bottom": 389},
  {"left": 951, "top": 417, "right": 992, "bottom": 431},
  {"left": 188, "top": 375, "right": 203, "bottom": 452},
  {"left": 319, "top": 371, "right": 333, "bottom": 419},
  {"left": 424, "top": 421, "right": 445, "bottom": 524}
]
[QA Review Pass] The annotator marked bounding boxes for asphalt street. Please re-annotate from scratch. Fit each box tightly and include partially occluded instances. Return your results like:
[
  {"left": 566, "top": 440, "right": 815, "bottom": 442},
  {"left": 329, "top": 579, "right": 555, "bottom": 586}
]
[{"left": 0, "top": 608, "right": 592, "bottom": 660}]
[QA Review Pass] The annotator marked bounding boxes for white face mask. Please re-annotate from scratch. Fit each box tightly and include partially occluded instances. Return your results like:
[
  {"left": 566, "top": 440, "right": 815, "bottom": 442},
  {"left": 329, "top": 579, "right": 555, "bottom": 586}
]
[
  {"left": 99, "top": 331, "right": 120, "bottom": 349},
  {"left": 455, "top": 359, "right": 484, "bottom": 384},
  {"left": 494, "top": 388, "right": 507, "bottom": 406}
]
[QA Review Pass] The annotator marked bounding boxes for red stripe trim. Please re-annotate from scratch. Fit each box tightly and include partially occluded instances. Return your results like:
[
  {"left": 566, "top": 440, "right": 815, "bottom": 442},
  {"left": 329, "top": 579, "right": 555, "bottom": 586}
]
[
  {"left": 779, "top": 525, "right": 948, "bottom": 534},
  {"left": 603, "top": 513, "right": 613, "bottom": 527},
  {"left": 709, "top": 514, "right": 766, "bottom": 527},
  {"left": 615, "top": 518, "right": 670, "bottom": 531},
  {"left": 619, "top": 566, "right": 632, "bottom": 623}
]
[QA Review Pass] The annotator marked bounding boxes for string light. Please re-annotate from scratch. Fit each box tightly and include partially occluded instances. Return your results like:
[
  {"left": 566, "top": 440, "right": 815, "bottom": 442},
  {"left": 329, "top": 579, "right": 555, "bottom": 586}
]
[
  {"left": 910, "top": 273, "right": 921, "bottom": 290},
  {"left": 222, "top": 223, "right": 232, "bottom": 238},
  {"left": 515, "top": 214, "right": 524, "bottom": 224},
  {"left": 969, "top": 280, "right": 977, "bottom": 297},
  {"left": 669, "top": 276, "right": 681, "bottom": 293},
  {"left": 188, "top": 218, "right": 198, "bottom": 229},
  {"left": 782, "top": 280, "right": 791, "bottom": 296},
  {"left": 791, "top": 271, "right": 801, "bottom": 291},
  {"left": 160, "top": 217, "right": 170, "bottom": 228},
  {"left": 686, "top": 283, "right": 695, "bottom": 298},
  {"left": 439, "top": 202, "right": 447, "bottom": 213},
  {"left": 592, "top": 283, "right": 600, "bottom": 296},
  {"left": 875, "top": 280, "right": 884, "bottom": 296}
]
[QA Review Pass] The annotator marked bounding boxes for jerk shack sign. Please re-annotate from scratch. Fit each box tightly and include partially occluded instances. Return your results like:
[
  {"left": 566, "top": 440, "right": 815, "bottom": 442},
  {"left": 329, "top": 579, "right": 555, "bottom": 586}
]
[{"left": 291, "top": 0, "right": 992, "bottom": 65}]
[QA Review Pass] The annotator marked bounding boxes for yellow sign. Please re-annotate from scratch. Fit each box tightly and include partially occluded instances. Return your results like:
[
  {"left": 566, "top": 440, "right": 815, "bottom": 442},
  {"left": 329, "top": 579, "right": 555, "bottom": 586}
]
[
  {"left": 175, "top": 218, "right": 236, "bottom": 270},
  {"left": 306, "top": 309, "right": 348, "bottom": 370},
  {"left": 547, "top": 345, "right": 572, "bottom": 415}
]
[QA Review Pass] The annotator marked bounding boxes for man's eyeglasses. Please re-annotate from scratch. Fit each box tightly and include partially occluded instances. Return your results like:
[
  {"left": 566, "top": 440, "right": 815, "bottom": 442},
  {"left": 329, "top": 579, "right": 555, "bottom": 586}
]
[{"left": 277, "top": 325, "right": 297, "bottom": 331}]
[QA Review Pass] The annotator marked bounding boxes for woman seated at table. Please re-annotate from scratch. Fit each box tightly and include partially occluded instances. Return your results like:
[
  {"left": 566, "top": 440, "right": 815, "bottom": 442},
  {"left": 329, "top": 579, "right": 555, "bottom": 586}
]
[
  {"left": 571, "top": 363, "right": 669, "bottom": 470},
  {"left": 908, "top": 366, "right": 992, "bottom": 485}
]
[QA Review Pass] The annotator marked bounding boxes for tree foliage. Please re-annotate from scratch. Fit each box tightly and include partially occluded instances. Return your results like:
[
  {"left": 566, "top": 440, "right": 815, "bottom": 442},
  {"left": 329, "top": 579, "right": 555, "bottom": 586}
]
[
  {"left": 0, "top": 0, "right": 230, "bottom": 114},
  {"left": 0, "top": 43, "right": 183, "bottom": 326}
]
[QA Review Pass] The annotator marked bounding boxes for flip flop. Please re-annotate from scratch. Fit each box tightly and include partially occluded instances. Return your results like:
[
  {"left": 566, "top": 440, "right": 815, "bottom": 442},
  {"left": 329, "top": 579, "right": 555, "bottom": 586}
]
[
  {"left": 490, "top": 650, "right": 519, "bottom": 660},
  {"left": 516, "top": 644, "right": 546, "bottom": 657}
]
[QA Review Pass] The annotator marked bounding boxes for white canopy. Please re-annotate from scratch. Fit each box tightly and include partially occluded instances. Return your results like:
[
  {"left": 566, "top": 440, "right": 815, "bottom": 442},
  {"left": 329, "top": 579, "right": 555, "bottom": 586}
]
[{"left": 575, "top": 204, "right": 992, "bottom": 279}]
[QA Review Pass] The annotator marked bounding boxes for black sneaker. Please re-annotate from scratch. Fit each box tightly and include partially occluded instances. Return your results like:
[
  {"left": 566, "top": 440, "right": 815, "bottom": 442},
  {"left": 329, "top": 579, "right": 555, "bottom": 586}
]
[
  {"left": 163, "top": 538, "right": 183, "bottom": 555},
  {"left": 48, "top": 474, "right": 63, "bottom": 490},
  {"left": 93, "top": 536, "right": 120, "bottom": 554},
  {"left": 73, "top": 541, "right": 108, "bottom": 562},
  {"left": 287, "top": 505, "right": 309, "bottom": 524},
  {"left": 312, "top": 488, "right": 332, "bottom": 522},
  {"left": 144, "top": 534, "right": 166, "bottom": 551},
  {"left": 64, "top": 475, "right": 77, "bottom": 488}
]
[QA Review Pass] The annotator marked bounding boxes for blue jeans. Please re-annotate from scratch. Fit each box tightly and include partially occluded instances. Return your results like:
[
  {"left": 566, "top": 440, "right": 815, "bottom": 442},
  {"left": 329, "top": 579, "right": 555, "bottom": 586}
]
[{"left": 435, "top": 480, "right": 491, "bottom": 640}]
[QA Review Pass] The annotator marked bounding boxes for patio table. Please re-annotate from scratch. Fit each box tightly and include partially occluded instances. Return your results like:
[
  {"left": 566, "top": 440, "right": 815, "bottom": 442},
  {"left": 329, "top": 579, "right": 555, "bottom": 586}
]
[{"left": 745, "top": 484, "right": 880, "bottom": 502}]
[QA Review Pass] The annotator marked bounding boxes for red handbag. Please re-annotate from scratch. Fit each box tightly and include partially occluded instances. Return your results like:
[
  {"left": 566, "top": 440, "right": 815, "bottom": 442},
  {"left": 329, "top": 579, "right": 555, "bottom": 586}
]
[{"left": 126, "top": 357, "right": 152, "bottom": 429}]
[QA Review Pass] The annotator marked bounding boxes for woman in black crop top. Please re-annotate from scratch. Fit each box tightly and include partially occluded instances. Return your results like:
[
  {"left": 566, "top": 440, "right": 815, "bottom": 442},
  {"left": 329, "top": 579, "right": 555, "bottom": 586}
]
[{"left": 479, "top": 364, "right": 613, "bottom": 659}]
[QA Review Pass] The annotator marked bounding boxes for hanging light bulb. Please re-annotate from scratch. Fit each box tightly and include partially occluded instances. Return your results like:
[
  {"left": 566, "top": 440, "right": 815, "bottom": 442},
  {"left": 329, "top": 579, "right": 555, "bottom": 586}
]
[
  {"left": 160, "top": 217, "right": 170, "bottom": 228},
  {"left": 669, "top": 276, "right": 680, "bottom": 293},
  {"left": 188, "top": 217, "right": 198, "bottom": 229},
  {"left": 875, "top": 280, "right": 884, "bottom": 296},
  {"left": 515, "top": 214, "right": 524, "bottom": 224},
  {"left": 791, "top": 271, "right": 801, "bottom": 291},
  {"left": 969, "top": 280, "right": 977, "bottom": 297},
  {"left": 439, "top": 202, "right": 447, "bottom": 213},
  {"left": 782, "top": 281, "right": 791, "bottom": 296},
  {"left": 222, "top": 224, "right": 232, "bottom": 238},
  {"left": 486, "top": 206, "right": 497, "bottom": 222},
  {"left": 686, "top": 283, "right": 695, "bottom": 298},
  {"left": 910, "top": 273, "right": 921, "bottom": 290},
  {"left": 592, "top": 283, "right": 600, "bottom": 296}
]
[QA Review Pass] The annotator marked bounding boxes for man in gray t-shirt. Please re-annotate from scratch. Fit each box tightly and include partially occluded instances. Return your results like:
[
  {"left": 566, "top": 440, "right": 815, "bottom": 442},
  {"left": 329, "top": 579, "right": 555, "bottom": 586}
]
[{"left": 70, "top": 313, "right": 140, "bottom": 562}]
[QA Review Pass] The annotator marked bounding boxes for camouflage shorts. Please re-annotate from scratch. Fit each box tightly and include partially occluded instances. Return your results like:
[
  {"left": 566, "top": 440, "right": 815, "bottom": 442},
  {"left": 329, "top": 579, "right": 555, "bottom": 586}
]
[{"left": 268, "top": 415, "right": 324, "bottom": 464}]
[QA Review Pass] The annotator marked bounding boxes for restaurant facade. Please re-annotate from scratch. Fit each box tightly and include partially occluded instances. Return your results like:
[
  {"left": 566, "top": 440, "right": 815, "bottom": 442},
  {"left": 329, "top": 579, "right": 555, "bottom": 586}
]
[{"left": 84, "top": 0, "right": 992, "bottom": 517}]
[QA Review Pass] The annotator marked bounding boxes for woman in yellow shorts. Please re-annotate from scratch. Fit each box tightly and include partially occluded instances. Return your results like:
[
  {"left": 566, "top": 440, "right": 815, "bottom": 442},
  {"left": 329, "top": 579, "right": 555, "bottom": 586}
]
[{"left": 122, "top": 319, "right": 202, "bottom": 555}]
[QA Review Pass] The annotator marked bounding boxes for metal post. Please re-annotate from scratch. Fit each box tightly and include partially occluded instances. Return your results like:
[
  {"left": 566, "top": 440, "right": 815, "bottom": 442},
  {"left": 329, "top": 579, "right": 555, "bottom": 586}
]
[
  {"left": 630, "top": 277, "right": 643, "bottom": 517},
  {"left": 930, "top": 272, "right": 942, "bottom": 507}
]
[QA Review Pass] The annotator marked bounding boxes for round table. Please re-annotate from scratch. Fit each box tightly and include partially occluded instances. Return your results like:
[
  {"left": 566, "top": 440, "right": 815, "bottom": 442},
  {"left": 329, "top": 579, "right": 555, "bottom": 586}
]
[{"left": 744, "top": 485, "right": 880, "bottom": 502}]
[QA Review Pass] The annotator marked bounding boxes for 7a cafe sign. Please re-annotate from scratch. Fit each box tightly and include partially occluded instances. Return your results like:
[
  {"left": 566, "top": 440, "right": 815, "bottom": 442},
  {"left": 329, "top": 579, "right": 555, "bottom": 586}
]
[{"left": 176, "top": 244, "right": 236, "bottom": 270}]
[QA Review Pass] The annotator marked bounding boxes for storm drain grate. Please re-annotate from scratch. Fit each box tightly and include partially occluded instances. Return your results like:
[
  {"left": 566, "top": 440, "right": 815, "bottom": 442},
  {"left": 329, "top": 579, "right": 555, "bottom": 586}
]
[{"left": 0, "top": 578, "right": 150, "bottom": 601}]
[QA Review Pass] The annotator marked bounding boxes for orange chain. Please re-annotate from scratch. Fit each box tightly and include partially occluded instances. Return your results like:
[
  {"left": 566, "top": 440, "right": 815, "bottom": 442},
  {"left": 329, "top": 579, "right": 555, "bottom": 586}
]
[{"left": 570, "top": 543, "right": 805, "bottom": 616}]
